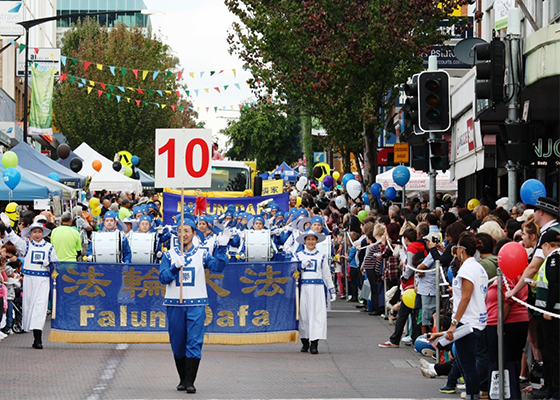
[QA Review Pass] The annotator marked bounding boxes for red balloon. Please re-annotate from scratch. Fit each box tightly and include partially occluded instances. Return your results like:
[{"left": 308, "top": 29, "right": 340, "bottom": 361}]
[{"left": 497, "top": 241, "right": 528, "bottom": 280}]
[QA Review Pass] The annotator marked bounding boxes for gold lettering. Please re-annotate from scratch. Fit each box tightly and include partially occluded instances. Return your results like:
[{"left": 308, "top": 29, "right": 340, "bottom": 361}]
[
  {"left": 237, "top": 305, "right": 249, "bottom": 327},
  {"left": 150, "top": 311, "right": 166, "bottom": 328},
  {"left": 98, "top": 311, "right": 115, "bottom": 327},
  {"left": 80, "top": 305, "right": 95, "bottom": 326},
  {"left": 216, "top": 310, "right": 234, "bottom": 327},
  {"left": 131, "top": 311, "right": 147, "bottom": 327},
  {"left": 204, "top": 305, "right": 213, "bottom": 326},
  {"left": 245, "top": 204, "right": 255, "bottom": 215},
  {"left": 252, "top": 310, "right": 270, "bottom": 326},
  {"left": 120, "top": 305, "right": 127, "bottom": 327}
]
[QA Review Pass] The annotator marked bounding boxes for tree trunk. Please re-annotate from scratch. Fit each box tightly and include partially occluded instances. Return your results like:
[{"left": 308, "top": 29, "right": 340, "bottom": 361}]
[
  {"left": 363, "top": 123, "right": 378, "bottom": 209},
  {"left": 302, "top": 115, "right": 313, "bottom": 179}
]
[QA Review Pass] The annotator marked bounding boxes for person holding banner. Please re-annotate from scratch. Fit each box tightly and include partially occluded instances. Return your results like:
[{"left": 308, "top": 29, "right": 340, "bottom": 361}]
[
  {"left": 294, "top": 228, "right": 336, "bottom": 354},
  {"left": 159, "top": 214, "right": 231, "bottom": 394}
]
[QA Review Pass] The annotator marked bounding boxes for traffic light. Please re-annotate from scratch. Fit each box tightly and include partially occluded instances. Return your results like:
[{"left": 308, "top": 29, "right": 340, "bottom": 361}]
[
  {"left": 418, "top": 71, "right": 450, "bottom": 133},
  {"left": 402, "top": 74, "right": 419, "bottom": 136},
  {"left": 498, "top": 123, "right": 537, "bottom": 164},
  {"left": 412, "top": 141, "right": 429, "bottom": 172},
  {"left": 429, "top": 139, "right": 449, "bottom": 171},
  {"left": 474, "top": 38, "right": 505, "bottom": 103}
]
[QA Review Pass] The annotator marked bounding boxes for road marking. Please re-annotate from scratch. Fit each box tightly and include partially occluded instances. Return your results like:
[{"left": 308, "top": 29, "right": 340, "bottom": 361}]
[{"left": 86, "top": 344, "right": 128, "bottom": 400}]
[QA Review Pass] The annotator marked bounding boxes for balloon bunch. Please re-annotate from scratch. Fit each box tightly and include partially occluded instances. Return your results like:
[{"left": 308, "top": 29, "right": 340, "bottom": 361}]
[
  {"left": 57, "top": 144, "right": 83, "bottom": 173},
  {"left": 113, "top": 150, "right": 141, "bottom": 179},
  {"left": 2, "top": 151, "right": 21, "bottom": 192}
]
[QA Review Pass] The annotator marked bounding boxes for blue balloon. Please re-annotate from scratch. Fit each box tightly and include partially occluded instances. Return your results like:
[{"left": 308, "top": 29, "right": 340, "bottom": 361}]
[
  {"left": 362, "top": 192, "right": 370, "bottom": 205},
  {"left": 323, "top": 185, "right": 331, "bottom": 191},
  {"left": 392, "top": 165, "right": 411, "bottom": 187},
  {"left": 131, "top": 155, "right": 140, "bottom": 166},
  {"left": 385, "top": 187, "right": 397, "bottom": 201},
  {"left": 371, "top": 183, "right": 382, "bottom": 197},
  {"left": 520, "top": 179, "right": 546, "bottom": 206},
  {"left": 3, "top": 167, "right": 21, "bottom": 190},
  {"left": 280, "top": 173, "right": 285, "bottom": 179},
  {"left": 447, "top": 267, "right": 454, "bottom": 284},
  {"left": 48, "top": 172, "right": 60, "bottom": 182},
  {"left": 342, "top": 173, "right": 355, "bottom": 187}
]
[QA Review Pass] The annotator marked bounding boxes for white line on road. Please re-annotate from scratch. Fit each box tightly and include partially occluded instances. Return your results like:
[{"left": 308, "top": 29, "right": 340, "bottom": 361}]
[{"left": 86, "top": 343, "right": 129, "bottom": 400}]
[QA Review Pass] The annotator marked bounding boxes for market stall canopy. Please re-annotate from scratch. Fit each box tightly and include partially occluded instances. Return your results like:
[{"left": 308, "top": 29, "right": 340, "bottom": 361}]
[
  {"left": 136, "top": 168, "right": 154, "bottom": 188},
  {"left": 28, "top": 171, "right": 79, "bottom": 200},
  {"left": 0, "top": 165, "right": 60, "bottom": 201},
  {"left": 11, "top": 142, "right": 86, "bottom": 187},
  {"left": 375, "top": 167, "right": 457, "bottom": 199},
  {"left": 270, "top": 162, "right": 298, "bottom": 182}
]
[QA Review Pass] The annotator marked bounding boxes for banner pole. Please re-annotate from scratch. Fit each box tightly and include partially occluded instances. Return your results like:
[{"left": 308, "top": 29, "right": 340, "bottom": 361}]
[
  {"left": 180, "top": 187, "right": 184, "bottom": 304},
  {"left": 497, "top": 269, "right": 505, "bottom": 399}
]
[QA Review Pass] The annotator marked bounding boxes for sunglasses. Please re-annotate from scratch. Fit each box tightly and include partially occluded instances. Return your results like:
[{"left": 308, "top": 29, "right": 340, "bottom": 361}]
[{"left": 451, "top": 245, "right": 466, "bottom": 256}]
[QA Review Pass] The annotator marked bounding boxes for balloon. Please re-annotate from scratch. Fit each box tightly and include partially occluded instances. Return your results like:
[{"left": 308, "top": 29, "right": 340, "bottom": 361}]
[
  {"left": 362, "top": 192, "right": 370, "bottom": 205},
  {"left": 124, "top": 166, "right": 133, "bottom": 177},
  {"left": 296, "top": 196, "right": 302, "bottom": 206},
  {"left": 371, "top": 183, "right": 382, "bottom": 197},
  {"left": 323, "top": 186, "right": 331, "bottom": 191},
  {"left": 92, "top": 160, "right": 102, "bottom": 172},
  {"left": 57, "top": 144, "right": 71, "bottom": 160},
  {"left": 385, "top": 187, "right": 397, "bottom": 201},
  {"left": 2, "top": 151, "right": 18, "bottom": 168},
  {"left": 296, "top": 176, "right": 308, "bottom": 192},
  {"left": 312, "top": 166, "right": 322, "bottom": 179},
  {"left": 89, "top": 197, "right": 100, "bottom": 210},
  {"left": 392, "top": 165, "right": 411, "bottom": 187},
  {"left": 117, "top": 150, "right": 133, "bottom": 168},
  {"left": 332, "top": 171, "right": 340, "bottom": 181},
  {"left": 91, "top": 206, "right": 101, "bottom": 217},
  {"left": 335, "top": 195, "right": 347, "bottom": 210},
  {"left": 520, "top": 179, "right": 546, "bottom": 206},
  {"left": 498, "top": 241, "right": 529, "bottom": 280},
  {"left": 70, "top": 157, "right": 83, "bottom": 173},
  {"left": 346, "top": 180, "right": 362, "bottom": 200},
  {"left": 467, "top": 198, "right": 479, "bottom": 211},
  {"left": 447, "top": 267, "right": 454, "bottom": 283},
  {"left": 48, "top": 172, "right": 60, "bottom": 182},
  {"left": 3, "top": 167, "right": 21, "bottom": 190},
  {"left": 280, "top": 173, "right": 285, "bottom": 179},
  {"left": 342, "top": 173, "right": 355, "bottom": 187},
  {"left": 313, "top": 162, "right": 331, "bottom": 181},
  {"left": 112, "top": 161, "right": 122, "bottom": 172},
  {"left": 316, "top": 196, "right": 329, "bottom": 210},
  {"left": 323, "top": 175, "right": 334, "bottom": 188},
  {"left": 131, "top": 155, "right": 140, "bottom": 166},
  {"left": 402, "top": 289, "right": 416, "bottom": 309},
  {"left": 358, "top": 210, "right": 368, "bottom": 222}
]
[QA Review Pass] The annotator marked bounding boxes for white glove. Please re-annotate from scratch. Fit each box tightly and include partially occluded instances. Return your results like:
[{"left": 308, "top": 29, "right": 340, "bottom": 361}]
[
  {"left": 156, "top": 251, "right": 163, "bottom": 259},
  {"left": 176, "top": 256, "right": 186, "bottom": 269},
  {"left": 42, "top": 259, "right": 50, "bottom": 267},
  {"left": 272, "top": 229, "right": 281, "bottom": 236},
  {"left": 329, "top": 288, "right": 337, "bottom": 302},
  {"left": 0, "top": 212, "right": 10, "bottom": 227},
  {"left": 217, "top": 228, "right": 232, "bottom": 246},
  {"left": 87, "top": 255, "right": 93, "bottom": 262},
  {"left": 156, "top": 225, "right": 165, "bottom": 234},
  {"left": 301, "top": 259, "right": 311, "bottom": 270}
]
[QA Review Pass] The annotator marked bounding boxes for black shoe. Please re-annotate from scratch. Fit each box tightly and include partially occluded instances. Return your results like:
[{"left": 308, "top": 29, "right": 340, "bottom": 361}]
[
  {"left": 300, "top": 338, "right": 310, "bottom": 352},
  {"left": 368, "top": 311, "right": 383, "bottom": 316},
  {"left": 355, "top": 304, "right": 366, "bottom": 308},
  {"left": 32, "top": 343, "right": 43, "bottom": 349},
  {"left": 360, "top": 308, "right": 373, "bottom": 313},
  {"left": 310, "top": 340, "right": 318, "bottom": 354},
  {"left": 531, "top": 388, "right": 551, "bottom": 399},
  {"left": 186, "top": 384, "right": 196, "bottom": 394}
]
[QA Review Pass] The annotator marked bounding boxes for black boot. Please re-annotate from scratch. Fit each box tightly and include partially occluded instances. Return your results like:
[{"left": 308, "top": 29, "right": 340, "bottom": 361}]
[
  {"left": 174, "top": 357, "right": 187, "bottom": 391},
  {"left": 300, "top": 338, "right": 310, "bottom": 352},
  {"left": 310, "top": 340, "right": 319, "bottom": 354},
  {"left": 32, "top": 329, "right": 43, "bottom": 349},
  {"left": 185, "top": 358, "right": 200, "bottom": 394}
]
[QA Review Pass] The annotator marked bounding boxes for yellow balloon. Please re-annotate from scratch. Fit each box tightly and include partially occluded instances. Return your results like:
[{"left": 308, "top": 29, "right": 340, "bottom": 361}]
[
  {"left": 402, "top": 289, "right": 417, "bottom": 309},
  {"left": 314, "top": 162, "right": 331, "bottom": 181},
  {"left": 332, "top": 171, "right": 340, "bottom": 181},
  {"left": 467, "top": 198, "right": 480, "bottom": 211},
  {"left": 89, "top": 197, "right": 100, "bottom": 210},
  {"left": 91, "top": 206, "right": 102, "bottom": 217},
  {"left": 296, "top": 196, "right": 302, "bottom": 206},
  {"left": 117, "top": 150, "right": 133, "bottom": 168}
]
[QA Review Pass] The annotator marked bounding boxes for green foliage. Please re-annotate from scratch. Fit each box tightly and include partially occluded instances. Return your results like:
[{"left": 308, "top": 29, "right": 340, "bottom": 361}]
[
  {"left": 53, "top": 19, "right": 198, "bottom": 172},
  {"left": 226, "top": 0, "right": 459, "bottom": 183},
  {"left": 222, "top": 103, "right": 302, "bottom": 172}
]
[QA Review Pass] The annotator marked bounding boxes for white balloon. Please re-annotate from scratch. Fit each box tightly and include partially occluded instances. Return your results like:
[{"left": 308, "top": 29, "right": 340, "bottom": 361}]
[
  {"left": 346, "top": 180, "right": 362, "bottom": 200},
  {"left": 335, "top": 195, "right": 347, "bottom": 210},
  {"left": 296, "top": 176, "right": 307, "bottom": 191}
]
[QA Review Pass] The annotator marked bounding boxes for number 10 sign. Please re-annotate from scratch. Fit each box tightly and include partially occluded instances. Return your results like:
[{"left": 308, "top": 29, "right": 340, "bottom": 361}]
[{"left": 155, "top": 129, "right": 212, "bottom": 188}]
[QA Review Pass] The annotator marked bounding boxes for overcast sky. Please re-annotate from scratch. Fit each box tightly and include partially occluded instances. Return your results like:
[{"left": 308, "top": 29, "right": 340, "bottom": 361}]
[{"left": 144, "top": 0, "right": 254, "bottom": 149}]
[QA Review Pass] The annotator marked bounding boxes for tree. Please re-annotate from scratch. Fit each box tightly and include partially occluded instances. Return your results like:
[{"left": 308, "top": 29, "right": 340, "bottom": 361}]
[
  {"left": 226, "top": 0, "right": 462, "bottom": 186},
  {"left": 222, "top": 103, "right": 302, "bottom": 172},
  {"left": 54, "top": 19, "right": 198, "bottom": 172}
]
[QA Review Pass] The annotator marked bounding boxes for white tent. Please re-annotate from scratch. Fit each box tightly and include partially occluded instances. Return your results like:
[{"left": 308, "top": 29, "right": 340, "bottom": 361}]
[
  {"left": 74, "top": 143, "right": 143, "bottom": 193},
  {"left": 376, "top": 167, "right": 457, "bottom": 198}
]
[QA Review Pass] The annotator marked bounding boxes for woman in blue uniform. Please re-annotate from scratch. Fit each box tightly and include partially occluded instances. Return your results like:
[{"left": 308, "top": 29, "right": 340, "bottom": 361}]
[{"left": 159, "top": 214, "right": 230, "bottom": 394}]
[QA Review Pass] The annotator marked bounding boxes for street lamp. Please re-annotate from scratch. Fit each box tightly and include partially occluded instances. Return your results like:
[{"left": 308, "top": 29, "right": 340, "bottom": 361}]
[{"left": 17, "top": 9, "right": 158, "bottom": 143}]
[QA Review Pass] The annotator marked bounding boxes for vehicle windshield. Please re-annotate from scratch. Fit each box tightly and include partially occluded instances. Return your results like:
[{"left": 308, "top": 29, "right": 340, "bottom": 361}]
[{"left": 205, "top": 167, "right": 250, "bottom": 191}]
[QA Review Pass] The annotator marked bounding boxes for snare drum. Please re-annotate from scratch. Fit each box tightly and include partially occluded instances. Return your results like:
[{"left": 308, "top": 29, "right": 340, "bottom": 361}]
[
  {"left": 245, "top": 230, "right": 272, "bottom": 262},
  {"left": 129, "top": 232, "right": 157, "bottom": 263},
  {"left": 92, "top": 231, "right": 121, "bottom": 263}
]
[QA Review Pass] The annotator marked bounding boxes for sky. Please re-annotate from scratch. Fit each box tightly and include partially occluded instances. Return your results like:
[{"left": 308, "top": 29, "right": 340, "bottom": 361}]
[{"left": 144, "top": 0, "right": 255, "bottom": 150}]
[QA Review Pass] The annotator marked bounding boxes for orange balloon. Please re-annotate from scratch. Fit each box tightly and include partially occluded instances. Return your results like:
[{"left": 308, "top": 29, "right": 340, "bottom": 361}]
[{"left": 92, "top": 160, "right": 102, "bottom": 172}]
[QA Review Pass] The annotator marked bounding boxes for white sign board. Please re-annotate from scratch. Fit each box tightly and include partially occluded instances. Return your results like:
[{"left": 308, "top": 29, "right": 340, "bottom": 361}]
[
  {"left": 33, "top": 199, "right": 50, "bottom": 210},
  {"left": 17, "top": 48, "right": 61, "bottom": 77},
  {"left": 155, "top": 129, "right": 212, "bottom": 189},
  {"left": 0, "top": 2, "right": 24, "bottom": 36}
]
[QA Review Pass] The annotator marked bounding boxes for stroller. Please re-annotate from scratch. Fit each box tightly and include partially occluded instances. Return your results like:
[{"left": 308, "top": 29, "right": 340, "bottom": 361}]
[{"left": 11, "top": 290, "right": 23, "bottom": 334}]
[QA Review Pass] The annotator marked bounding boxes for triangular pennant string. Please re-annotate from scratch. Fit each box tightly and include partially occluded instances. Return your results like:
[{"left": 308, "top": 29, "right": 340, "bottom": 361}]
[
  {"left": 232, "top": 68, "right": 236, "bottom": 77},
  {"left": 132, "top": 69, "right": 139, "bottom": 79},
  {"left": 135, "top": 100, "right": 141, "bottom": 107},
  {"left": 152, "top": 71, "right": 159, "bottom": 80},
  {"left": 97, "top": 90, "right": 103, "bottom": 97},
  {"left": 84, "top": 61, "right": 91, "bottom": 71},
  {"left": 121, "top": 68, "right": 126, "bottom": 78},
  {"left": 96, "top": 63, "right": 103, "bottom": 70},
  {"left": 87, "top": 87, "right": 93, "bottom": 94},
  {"left": 156, "top": 90, "right": 162, "bottom": 96},
  {"left": 177, "top": 72, "right": 183, "bottom": 80},
  {"left": 142, "top": 70, "right": 149, "bottom": 80},
  {"left": 214, "top": 87, "right": 220, "bottom": 93},
  {"left": 109, "top": 66, "right": 116, "bottom": 76},
  {"left": 234, "top": 83, "right": 241, "bottom": 90},
  {"left": 61, "top": 55, "right": 67, "bottom": 66}
]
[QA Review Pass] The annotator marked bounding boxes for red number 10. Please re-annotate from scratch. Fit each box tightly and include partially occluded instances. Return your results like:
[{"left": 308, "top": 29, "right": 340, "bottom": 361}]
[
  {"left": 158, "top": 138, "right": 175, "bottom": 178},
  {"left": 158, "top": 137, "right": 210, "bottom": 179}
]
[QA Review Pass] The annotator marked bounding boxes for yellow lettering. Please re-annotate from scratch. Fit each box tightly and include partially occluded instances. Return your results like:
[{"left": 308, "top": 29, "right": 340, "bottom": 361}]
[
  {"left": 204, "top": 305, "right": 213, "bottom": 326},
  {"left": 237, "top": 305, "right": 249, "bottom": 327},
  {"left": 80, "top": 305, "right": 95, "bottom": 326},
  {"left": 131, "top": 311, "right": 147, "bottom": 327},
  {"left": 252, "top": 310, "right": 270, "bottom": 326},
  {"left": 120, "top": 305, "right": 127, "bottom": 327},
  {"left": 98, "top": 311, "right": 115, "bottom": 327},
  {"left": 245, "top": 204, "right": 255, "bottom": 215},
  {"left": 150, "top": 311, "right": 166, "bottom": 328},
  {"left": 217, "top": 310, "right": 234, "bottom": 327}
]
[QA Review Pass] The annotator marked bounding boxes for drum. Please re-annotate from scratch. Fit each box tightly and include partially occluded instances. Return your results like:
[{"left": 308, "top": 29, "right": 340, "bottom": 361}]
[
  {"left": 92, "top": 231, "right": 121, "bottom": 263},
  {"left": 245, "top": 230, "right": 272, "bottom": 262},
  {"left": 316, "top": 235, "right": 332, "bottom": 264},
  {"left": 129, "top": 232, "right": 157, "bottom": 263}
]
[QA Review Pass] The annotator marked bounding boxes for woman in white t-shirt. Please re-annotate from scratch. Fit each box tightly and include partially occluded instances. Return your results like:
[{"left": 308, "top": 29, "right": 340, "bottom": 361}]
[{"left": 445, "top": 232, "right": 489, "bottom": 400}]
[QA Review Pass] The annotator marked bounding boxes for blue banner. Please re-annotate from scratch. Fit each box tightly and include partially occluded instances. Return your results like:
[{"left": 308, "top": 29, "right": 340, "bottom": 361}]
[
  {"left": 50, "top": 261, "right": 299, "bottom": 344},
  {"left": 162, "top": 192, "right": 289, "bottom": 225}
]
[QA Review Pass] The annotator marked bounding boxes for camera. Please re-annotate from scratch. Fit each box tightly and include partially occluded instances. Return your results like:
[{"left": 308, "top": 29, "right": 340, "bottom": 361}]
[{"left": 432, "top": 237, "right": 440, "bottom": 244}]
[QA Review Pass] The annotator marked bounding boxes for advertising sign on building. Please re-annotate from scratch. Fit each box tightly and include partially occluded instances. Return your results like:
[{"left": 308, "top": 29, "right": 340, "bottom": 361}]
[
  {"left": 17, "top": 48, "right": 61, "bottom": 77},
  {"left": 0, "top": 2, "right": 24, "bottom": 36}
]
